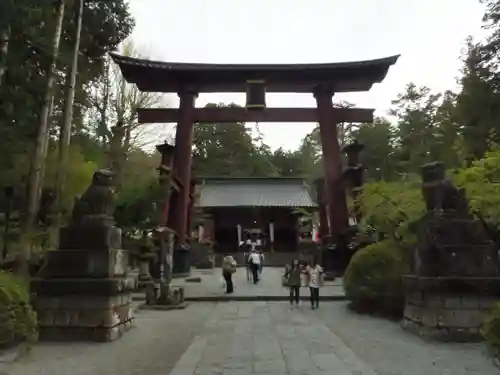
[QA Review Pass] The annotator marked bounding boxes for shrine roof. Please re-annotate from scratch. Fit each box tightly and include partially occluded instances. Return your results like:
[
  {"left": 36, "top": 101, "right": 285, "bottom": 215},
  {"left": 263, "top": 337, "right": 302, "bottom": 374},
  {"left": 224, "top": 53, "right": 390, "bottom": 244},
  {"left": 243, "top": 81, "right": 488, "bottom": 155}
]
[
  {"left": 109, "top": 53, "right": 400, "bottom": 93},
  {"left": 196, "top": 177, "right": 316, "bottom": 208}
]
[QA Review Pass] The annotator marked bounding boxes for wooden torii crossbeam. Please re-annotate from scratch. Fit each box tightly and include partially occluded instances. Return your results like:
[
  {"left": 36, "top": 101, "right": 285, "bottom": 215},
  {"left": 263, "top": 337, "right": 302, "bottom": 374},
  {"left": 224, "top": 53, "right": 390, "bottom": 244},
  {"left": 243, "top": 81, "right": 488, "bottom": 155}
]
[{"left": 137, "top": 107, "right": 374, "bottom": 124}]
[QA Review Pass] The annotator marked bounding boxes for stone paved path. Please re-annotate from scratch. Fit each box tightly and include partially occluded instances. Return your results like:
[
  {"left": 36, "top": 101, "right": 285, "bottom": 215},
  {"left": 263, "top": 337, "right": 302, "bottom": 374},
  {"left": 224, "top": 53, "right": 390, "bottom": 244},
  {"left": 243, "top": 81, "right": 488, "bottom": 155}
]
[
  {"left": 316, "top": 302, "right": 499, "bottom": 375},
  {"left": 171, "top": 301, "right": 377, "bottom": 375},
  {"left": 6, "top": 301, "right": 498, "bottom": 375},
  {"left": 168, "top": 267, "right": 344, "bottom": 300}
]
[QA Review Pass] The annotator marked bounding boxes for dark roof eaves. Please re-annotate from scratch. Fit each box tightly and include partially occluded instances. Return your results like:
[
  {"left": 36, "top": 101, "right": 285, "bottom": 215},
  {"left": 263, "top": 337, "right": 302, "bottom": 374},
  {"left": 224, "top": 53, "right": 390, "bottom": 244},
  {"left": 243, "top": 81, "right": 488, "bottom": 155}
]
[{"left": 109, "top": 53, "right": 400, "bottom": 73}]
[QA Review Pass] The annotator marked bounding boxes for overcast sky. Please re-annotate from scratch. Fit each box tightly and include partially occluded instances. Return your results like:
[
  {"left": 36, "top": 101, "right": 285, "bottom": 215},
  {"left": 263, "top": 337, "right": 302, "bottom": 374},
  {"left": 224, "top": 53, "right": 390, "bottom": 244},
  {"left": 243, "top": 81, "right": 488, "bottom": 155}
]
[{"left": 128, "top": 0, "right": 487, "bottom": 151}]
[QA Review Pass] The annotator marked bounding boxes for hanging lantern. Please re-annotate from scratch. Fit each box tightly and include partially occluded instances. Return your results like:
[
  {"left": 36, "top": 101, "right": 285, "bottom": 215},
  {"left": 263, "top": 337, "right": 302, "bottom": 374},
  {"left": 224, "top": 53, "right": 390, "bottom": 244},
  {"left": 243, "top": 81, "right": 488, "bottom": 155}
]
[{"left": 246, "top": 79, "right": 266, "bottom": 110}]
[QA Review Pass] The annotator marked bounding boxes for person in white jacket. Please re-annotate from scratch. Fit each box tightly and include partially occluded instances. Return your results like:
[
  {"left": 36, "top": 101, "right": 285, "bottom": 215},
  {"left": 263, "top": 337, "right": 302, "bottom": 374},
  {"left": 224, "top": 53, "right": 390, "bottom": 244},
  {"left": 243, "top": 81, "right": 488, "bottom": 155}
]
[
  {"left": 306, "top": 258, "right": 323, "bottom": 310},
  {"left": 248, "top": 249, "right": 261, "bottom": 284}
]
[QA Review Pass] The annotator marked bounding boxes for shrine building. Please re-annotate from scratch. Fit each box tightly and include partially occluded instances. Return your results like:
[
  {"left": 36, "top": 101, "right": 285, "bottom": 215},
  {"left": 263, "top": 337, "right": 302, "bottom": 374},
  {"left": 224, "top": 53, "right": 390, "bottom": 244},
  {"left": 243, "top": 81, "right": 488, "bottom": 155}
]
[{"left": 195, "top": 177, "right": 317, "bottom": 264}]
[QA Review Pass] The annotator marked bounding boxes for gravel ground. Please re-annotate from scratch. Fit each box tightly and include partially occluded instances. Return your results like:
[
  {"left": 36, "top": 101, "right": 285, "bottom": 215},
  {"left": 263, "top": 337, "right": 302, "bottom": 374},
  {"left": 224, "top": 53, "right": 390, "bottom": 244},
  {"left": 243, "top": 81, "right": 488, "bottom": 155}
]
[
  {"left": 6, "top": 303, "right": 216, "bottom": 375},
  {"left": 315, "top": 302, "right": 500, "bottom": 375}
]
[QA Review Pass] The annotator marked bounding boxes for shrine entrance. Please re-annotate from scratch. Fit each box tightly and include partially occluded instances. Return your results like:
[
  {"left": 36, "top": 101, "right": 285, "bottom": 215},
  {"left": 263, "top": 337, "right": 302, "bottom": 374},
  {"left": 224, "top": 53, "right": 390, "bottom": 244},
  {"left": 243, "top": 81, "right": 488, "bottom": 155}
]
[{"left": 112, "top": 53, "right": 399, "bottom": 274}]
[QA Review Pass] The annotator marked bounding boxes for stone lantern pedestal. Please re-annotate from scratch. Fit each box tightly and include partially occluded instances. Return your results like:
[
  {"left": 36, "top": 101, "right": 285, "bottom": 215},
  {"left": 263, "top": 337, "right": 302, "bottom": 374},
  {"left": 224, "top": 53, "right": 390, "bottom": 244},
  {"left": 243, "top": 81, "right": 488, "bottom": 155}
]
[{"left": 139, "top": 227, "right": 186, "bottom": 310}]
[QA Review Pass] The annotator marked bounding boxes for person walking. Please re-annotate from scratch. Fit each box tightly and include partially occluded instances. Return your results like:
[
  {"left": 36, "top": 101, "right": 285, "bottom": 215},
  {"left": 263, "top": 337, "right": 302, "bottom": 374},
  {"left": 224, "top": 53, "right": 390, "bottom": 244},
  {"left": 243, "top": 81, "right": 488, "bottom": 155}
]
[
  {"left": 284, "top": 259, "right": 302, "bottom": 305},
  {"left": 306, "top": 258, "right": 323, "bottom": 309},
  {"left": 222, "top": 255, "right": 237, "bottom": 294},
  {"left": 247, "top": 249, "right": 261, "bottom": 284},
  {"left": 258, "top": 250, "right": 264, "bottom": 275}
]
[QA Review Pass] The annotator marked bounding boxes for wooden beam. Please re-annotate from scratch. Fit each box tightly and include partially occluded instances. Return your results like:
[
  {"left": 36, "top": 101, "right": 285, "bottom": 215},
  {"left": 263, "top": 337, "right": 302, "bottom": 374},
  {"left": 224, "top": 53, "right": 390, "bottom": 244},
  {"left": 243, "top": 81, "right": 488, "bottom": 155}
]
[{"left": 138, "top": 107, "right": 374, "bottom": 124}]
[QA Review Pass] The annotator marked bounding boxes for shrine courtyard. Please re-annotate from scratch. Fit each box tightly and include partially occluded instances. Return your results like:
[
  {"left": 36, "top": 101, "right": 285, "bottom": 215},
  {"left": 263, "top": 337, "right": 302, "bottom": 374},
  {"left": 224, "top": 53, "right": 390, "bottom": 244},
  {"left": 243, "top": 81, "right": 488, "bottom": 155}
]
[
  {"left": 4, "top": 298, "right": 496, "bottom": 375},
  {"left": 141, "top": 267, "right": 345, "bottom": 302}
]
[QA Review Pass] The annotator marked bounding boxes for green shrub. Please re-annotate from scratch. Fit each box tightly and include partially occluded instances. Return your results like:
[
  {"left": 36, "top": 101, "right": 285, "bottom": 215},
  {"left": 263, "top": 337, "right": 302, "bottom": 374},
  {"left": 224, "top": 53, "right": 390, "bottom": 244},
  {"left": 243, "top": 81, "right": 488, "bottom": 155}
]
[
  {"left": 482, "top": 302, "right": 500, "bottom": 356},
  {"left": 343, "top": 240, "right": 409, "bottom": 318},
  {"left": 0, "top": 271, "right": 38, "bottom": 349}
]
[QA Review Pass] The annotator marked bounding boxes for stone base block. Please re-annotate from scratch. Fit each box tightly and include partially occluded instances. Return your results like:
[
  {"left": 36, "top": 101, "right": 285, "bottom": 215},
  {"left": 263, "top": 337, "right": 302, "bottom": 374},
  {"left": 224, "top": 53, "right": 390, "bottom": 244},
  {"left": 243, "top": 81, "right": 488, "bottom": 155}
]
[
  {"left": 145, "top": 284, "right": 185, "bottom": 306},
  {"left": 402, "top": 276, "right": 500, "bottom": 342},
  {"left": 31, "top": 277, "right": 136, "bottom": 296},
  {"left": 42, "top": 248, "right": 128, "bottom": 278},
  {"left": 401, "top": 318, "right": 482, "bottom": 342},
  {"left": 59, "top": 225, "right": 122, "bottom": 251},
  {"left": 39, "top": 321, "right": 133, "bottom": 342},
  {"left": 171, "top": 286, "right": 185, "bottom": 304},
  {"left": 33, "top": 292, "right": 134, "bottom": 342}
]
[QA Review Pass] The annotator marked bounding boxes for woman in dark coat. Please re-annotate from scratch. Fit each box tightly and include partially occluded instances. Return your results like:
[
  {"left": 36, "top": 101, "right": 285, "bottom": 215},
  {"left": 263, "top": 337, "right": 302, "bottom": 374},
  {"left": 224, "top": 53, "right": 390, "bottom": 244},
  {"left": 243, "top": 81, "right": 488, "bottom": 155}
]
[{"left": 284, "top": 259, "right": 302, "bottom": 305}]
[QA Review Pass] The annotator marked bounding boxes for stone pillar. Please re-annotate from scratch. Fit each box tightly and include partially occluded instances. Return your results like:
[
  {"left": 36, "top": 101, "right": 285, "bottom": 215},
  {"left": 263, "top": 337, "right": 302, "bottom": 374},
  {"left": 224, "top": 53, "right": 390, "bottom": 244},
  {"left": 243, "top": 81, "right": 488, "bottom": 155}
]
[
  {"left": 313, "top": 86, "right": 349, "bottom": 240},
  {"left": 155, "top": 142, "right": 175, "bottom": 225},
  {"left": 171, "top": 89, "right": 197, "bottom": 275}
]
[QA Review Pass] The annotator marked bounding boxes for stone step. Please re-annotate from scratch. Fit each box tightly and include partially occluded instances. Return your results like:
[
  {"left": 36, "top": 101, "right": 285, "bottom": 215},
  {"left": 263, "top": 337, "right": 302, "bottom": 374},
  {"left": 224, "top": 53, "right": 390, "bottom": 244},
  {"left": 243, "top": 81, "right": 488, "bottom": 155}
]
[{"left": 132, "top": 294, "right": 346, "bottom": 302}]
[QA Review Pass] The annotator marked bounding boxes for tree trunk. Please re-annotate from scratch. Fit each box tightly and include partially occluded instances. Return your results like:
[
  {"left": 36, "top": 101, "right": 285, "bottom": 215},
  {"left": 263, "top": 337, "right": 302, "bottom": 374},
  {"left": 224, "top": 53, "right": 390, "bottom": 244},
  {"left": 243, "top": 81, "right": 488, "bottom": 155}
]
[
  {"left": 20, "top": 0, "right": 65, "bottom": 270},
  {"left": 0, "top": 24, "right": 10, "bottom": 88},
  {"left": 98, "top": 56, "right": 110, "bottom": 147},
  {"left": 54, "top": 0, "right": 84, "bottom": 226}
]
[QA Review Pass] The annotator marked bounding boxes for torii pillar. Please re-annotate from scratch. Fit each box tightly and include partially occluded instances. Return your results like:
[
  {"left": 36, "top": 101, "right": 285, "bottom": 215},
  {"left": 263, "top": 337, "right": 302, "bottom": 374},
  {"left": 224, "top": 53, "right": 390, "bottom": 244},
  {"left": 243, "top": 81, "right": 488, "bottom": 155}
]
[
  {"left": 313, "top": 177, "right": 330, "bottom": 242},
  {"left": 171, "top": 89, "right": 198, "bottom": 275},
  {"left": 314, "top": 85, "right": 350, "bottom": 277}
]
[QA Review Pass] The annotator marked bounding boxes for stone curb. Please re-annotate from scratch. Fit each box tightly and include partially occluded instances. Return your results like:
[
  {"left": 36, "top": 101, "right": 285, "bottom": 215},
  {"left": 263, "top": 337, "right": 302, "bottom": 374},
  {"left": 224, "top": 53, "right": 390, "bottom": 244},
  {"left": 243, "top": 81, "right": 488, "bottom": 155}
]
[
  {"left": 183, "top": 295, "right": 347, "bottom": 302},
  {"left": 136, "top": 302, "right": 189, "bottom": 311},
  {"left": 132, "top": 295, "right": 346, "bottom": 302}
]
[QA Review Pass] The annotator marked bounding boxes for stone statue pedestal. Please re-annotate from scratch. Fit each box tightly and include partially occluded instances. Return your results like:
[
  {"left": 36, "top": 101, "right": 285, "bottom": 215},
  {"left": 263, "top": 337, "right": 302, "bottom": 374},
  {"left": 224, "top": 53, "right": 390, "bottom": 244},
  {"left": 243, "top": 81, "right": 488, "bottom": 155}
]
[
  {"left": 31, "top": 224, "right": 134, "bottom": 342},
  {"left": 402, "top": 276, "right": 500, "bottom": 342}
]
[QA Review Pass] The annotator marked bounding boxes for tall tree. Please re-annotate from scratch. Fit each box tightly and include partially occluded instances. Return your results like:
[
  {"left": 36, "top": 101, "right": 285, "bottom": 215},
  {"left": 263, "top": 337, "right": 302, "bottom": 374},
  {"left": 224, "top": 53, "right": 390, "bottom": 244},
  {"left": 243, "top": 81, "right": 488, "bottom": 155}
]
[
  {"left": 54, "top": 0, "right": 84, "bottom": 223},
  {"left": 349, "top": 117, "right": 398, "bottom": 181},
  {"left": 391, "top": 83, "right": 442, "bottom": 174},
  {"left": 455, "top": 38, "right": 500, "bottom": 159},
  {"left": 21, "top": 0, "right": 66, "bottom": 255},
  {"left": 192, "top": 104, "right": 278, "bottom": 177}
]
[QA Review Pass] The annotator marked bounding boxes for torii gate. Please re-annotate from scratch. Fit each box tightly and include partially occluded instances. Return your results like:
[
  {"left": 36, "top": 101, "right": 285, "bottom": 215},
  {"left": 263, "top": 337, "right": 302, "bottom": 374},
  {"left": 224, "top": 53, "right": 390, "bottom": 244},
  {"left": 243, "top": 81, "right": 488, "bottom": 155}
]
[{"left": 111, "top": 53, "right": 399, "bottom": 273}]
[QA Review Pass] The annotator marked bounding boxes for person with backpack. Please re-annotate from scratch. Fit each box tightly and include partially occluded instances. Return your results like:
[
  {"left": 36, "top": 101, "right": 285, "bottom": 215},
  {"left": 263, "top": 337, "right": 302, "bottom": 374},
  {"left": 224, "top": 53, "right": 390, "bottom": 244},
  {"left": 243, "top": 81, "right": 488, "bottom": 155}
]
[{"left": 222, "top": 255, "right": 237, "bottom": 294}]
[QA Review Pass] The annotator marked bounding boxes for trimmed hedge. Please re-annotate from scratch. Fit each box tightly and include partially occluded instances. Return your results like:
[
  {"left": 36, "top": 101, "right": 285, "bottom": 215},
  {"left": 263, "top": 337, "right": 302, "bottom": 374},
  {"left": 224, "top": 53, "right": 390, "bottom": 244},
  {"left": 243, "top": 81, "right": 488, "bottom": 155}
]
[
  {"left": 0, "top": 271, "right": 38, "bottom": 349},
  {"left": 343, "top": 240, "right": 409, "bottom": 318}
]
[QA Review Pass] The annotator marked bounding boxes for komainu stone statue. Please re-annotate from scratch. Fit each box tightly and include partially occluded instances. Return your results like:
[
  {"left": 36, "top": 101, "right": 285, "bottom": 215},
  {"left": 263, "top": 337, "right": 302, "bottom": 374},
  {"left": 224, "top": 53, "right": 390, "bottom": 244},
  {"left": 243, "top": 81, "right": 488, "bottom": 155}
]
[
  {"left": 71, "top": 169, "right": 116, "bottom": 226},
  {"left": 402, "top": 161, "right": 500, "bottom": 342},
  {"left": 420, "top": 161, "right": 468, "bottom": 213},
  {"left": 31, "top": 167, "right": 134, "bottom": 342},
  {"left": 413, "top": 161, "right": 499, "bottom": 277}
]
